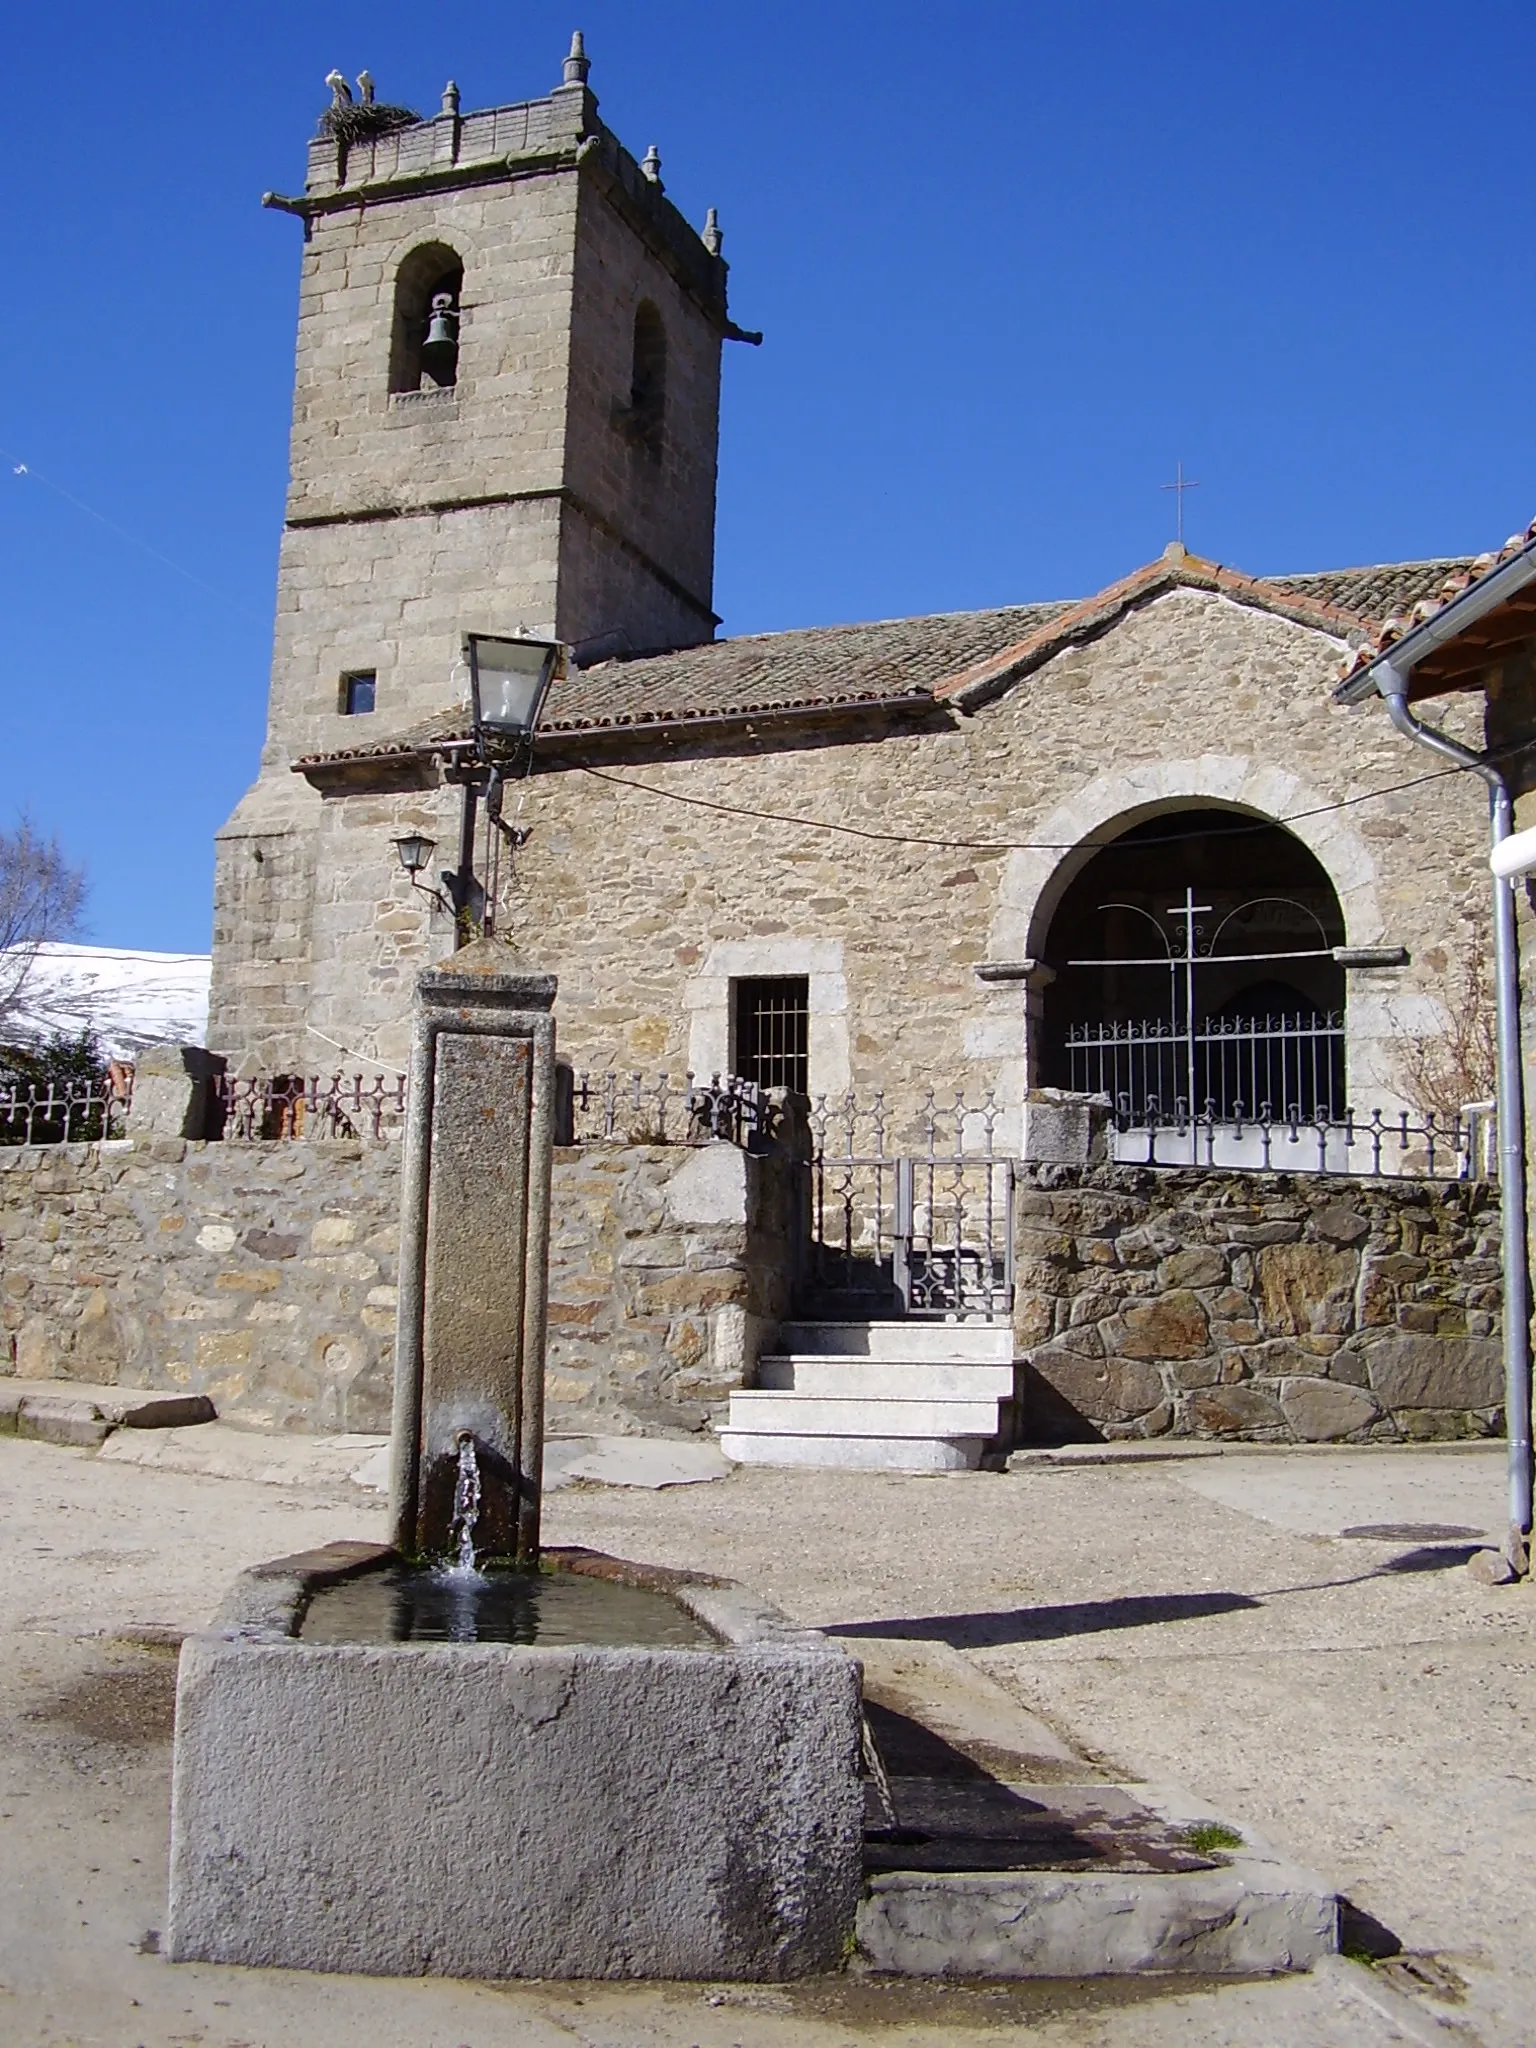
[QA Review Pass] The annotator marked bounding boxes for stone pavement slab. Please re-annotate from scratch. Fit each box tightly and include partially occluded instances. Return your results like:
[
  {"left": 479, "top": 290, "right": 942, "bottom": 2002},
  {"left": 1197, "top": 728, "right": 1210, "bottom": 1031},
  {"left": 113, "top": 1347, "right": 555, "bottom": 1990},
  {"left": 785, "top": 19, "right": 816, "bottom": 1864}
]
[
  {"left": 1, "top": 1434, "right": 1526, "bottom": 2043},
  {"left": 98, "top": 1419, "right": 391, "bottom": 1492},
  {"left": 1171, "top": 1448, "right": 1502, "bottom": 1538},
  {"left": 545, "top": 1433, "right": 732, "bottom": 1490}
]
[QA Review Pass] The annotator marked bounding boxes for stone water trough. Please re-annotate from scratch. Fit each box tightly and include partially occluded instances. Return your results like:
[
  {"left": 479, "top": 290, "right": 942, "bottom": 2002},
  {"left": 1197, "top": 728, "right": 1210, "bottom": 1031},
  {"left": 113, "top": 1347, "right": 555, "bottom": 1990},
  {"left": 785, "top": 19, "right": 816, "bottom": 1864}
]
[
  {"left": 166, "top": 1540, "right": 862, "bottom": 1979},
  {"left": 165, "top": 945, "right": 864, "bottom": 1980}
]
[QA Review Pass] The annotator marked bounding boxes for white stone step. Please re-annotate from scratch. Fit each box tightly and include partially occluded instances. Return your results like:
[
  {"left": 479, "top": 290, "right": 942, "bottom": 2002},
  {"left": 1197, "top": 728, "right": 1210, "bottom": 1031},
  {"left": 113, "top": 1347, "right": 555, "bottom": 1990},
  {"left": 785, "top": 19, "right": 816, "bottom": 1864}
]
[
  {"left": 719, "top": 1431, "right": 988, "bottom": 1472},
  {"left": 754, "top": 1357, "right": 1017, "bottom": 1399},
  {"left": 725, "top": 1391, "right": 1002, "bottom": 1438},
  {"left": 776, "top": 1321, "right": 1013, "bottom": 1362}
]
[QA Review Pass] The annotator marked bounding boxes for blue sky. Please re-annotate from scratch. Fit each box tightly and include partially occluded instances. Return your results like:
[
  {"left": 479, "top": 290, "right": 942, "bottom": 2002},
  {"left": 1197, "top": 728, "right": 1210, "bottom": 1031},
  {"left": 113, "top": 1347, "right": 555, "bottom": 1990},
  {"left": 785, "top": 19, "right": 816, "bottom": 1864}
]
[{"left": 2, "top": 2, "right": 1532, "bottom": 952}]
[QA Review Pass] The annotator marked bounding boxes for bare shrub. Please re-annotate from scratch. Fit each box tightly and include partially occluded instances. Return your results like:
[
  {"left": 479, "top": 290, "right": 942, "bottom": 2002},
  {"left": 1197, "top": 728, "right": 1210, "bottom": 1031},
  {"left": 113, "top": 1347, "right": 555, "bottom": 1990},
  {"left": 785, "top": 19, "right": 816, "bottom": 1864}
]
[
  {"left": 0, "top": 816, "right": 87, "bottom": 1028},
  {"left": 1398, "top": 916, "right": 1497, "bottom": 1123}
]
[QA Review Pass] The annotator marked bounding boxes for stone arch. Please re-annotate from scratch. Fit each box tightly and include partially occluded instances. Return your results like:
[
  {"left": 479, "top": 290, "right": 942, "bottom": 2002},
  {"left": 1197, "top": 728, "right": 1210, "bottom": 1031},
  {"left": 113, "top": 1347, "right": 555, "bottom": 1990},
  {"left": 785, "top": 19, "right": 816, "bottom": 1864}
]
[
  {"left": 388, "top": 239, "right": 466, "bottom": 392},
  {"left": 989, "top": 755, "right": 1385, "bottom": 966},
  {"left": 984, "top": 757, "right": 1393, "bottom": 1111}
]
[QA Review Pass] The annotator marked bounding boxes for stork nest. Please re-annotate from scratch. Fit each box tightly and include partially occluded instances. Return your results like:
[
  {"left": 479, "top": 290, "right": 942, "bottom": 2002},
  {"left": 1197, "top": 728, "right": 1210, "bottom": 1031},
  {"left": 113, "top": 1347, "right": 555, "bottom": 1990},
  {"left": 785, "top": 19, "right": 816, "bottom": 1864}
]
[{"left": 319, "top": 101, "right": 421, "bottom": 144}]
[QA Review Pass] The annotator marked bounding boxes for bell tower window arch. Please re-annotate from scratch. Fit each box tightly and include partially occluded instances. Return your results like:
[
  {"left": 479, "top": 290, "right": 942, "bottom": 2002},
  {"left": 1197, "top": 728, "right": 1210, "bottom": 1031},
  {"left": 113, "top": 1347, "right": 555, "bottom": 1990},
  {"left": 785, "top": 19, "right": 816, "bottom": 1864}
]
[
  {"left": 622, "top": 300, "right": 667, "bottom": 455},
  {"left": 389, "top": 241, "right": 465, "bottom": 393}
]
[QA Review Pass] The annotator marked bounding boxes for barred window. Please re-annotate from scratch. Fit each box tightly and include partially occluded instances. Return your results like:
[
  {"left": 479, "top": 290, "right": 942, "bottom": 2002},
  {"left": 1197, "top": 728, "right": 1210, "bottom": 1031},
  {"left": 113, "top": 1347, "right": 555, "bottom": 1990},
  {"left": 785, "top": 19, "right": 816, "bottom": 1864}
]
[{"left": 732, "top": 977, "right": 809, "bottom": 1094}]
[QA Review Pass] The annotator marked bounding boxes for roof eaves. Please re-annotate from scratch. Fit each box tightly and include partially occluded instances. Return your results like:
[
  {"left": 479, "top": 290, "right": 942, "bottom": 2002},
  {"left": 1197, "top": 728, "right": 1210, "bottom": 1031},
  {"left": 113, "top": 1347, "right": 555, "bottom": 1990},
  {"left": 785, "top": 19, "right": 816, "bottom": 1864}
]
[
  {"left": 1336, "top": 524, "right": 1536, "bottom": 704},
  {"left": 536, "top": 687, "right": 939, "bottom": 745}
]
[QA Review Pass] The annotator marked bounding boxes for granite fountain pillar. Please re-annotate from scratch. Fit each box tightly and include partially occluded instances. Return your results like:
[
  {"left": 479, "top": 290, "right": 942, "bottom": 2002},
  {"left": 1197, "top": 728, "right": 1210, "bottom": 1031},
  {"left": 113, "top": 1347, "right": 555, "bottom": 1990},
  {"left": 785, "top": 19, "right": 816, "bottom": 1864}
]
[{"left": 387, "top": 938, "right": 556, "bottom": 1564}]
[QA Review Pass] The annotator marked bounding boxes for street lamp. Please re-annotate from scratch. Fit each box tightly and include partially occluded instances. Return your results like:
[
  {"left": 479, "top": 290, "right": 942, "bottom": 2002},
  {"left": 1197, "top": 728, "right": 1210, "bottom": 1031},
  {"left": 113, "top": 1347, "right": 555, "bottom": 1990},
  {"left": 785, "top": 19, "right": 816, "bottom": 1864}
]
[
  {"left": 392, "top": 634, "right": 563, "bottom": 947},
  {"left": 466, "top": 634, "right": 561, "bottom": 747}
]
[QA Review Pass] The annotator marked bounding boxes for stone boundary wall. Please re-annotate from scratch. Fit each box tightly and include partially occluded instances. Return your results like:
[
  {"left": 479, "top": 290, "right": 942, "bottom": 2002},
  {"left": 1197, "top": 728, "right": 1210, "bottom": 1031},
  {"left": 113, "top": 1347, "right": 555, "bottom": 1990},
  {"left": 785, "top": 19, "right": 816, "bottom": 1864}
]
[
  {"left": 0, "top": 1135, "right": 798, "bottom": 1438},
  {"left": 1015, "top": 1166, "right": 1504, "bottom": 1443}
]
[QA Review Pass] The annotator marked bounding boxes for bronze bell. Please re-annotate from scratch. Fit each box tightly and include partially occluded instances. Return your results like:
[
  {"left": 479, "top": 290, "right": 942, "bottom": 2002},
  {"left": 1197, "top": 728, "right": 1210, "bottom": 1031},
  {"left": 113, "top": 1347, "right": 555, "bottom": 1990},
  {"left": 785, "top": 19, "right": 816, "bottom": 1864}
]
[{"left": 420, "top": 293, "right": 460, "bottom": 382}]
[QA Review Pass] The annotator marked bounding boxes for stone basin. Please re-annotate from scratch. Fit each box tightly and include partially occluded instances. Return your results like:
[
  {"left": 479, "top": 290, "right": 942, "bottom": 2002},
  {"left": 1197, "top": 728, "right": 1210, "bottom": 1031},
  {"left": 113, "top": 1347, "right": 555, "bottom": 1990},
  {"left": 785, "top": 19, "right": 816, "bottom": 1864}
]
[{"left": 166, "top": 1541, "right": 863, "bottom": 1981}]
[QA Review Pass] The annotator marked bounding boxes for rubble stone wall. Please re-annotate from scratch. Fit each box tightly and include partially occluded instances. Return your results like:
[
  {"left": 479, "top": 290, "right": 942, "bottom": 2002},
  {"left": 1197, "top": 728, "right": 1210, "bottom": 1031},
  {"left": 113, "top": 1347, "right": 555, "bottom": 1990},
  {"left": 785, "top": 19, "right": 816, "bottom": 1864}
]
[
  {"left": 0, "top": 1136, "right": 796, "bottom": 1438},
  {"left": 1016, "top": 1165, "right": 1505, "bottom": 1443}
]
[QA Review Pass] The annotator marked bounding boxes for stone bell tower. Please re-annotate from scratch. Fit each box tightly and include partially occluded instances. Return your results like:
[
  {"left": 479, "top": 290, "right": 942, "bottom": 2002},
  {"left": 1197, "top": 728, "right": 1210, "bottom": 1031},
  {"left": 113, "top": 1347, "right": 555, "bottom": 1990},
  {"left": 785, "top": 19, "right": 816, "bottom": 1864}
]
[{"left": 210, "top": 35, "right": 747, "bottom": 1064}]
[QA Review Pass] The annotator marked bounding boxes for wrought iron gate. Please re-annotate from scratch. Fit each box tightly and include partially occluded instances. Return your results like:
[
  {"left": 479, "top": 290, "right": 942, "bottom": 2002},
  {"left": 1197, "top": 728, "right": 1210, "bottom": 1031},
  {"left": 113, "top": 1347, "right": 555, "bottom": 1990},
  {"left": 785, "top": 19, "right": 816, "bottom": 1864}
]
[
  {"left": 1061, "top": 887, "right": 1345, "bottom": 1124},
  {"left": 806, "top": 1090, "right": 1014, "bottom": 1320}
]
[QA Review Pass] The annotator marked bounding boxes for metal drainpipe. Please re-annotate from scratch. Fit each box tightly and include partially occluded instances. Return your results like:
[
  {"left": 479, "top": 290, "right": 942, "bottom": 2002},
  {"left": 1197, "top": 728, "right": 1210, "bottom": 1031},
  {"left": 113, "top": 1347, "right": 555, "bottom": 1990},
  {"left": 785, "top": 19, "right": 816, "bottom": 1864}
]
[{"left": 1380, "top": 669, "right": 1533, "bottom": 1572}]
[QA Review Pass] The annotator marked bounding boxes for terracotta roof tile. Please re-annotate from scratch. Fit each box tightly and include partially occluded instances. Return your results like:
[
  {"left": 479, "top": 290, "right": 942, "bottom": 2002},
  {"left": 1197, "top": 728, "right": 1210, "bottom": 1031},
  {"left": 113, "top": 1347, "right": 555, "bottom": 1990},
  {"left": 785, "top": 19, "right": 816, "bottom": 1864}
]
[
  {"left": 1335, "top": 525, "right": 1536, "bottom": 686},
  {"left": 541, "top": 601, "right": 1072, "bottom": 734},
  {"left": 292, "top": 549, "right": 1488, "bottom": 776}
]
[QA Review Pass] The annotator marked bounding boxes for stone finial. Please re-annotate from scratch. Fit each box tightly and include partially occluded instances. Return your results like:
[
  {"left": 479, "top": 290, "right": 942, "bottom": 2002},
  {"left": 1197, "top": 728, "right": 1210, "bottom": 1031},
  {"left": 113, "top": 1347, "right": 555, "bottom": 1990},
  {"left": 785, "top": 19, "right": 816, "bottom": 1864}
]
[
  {"left": 641, "top": 144, "right": 663, "bottom": 187},
  {"left": 441, "top": 78, "right": 460, "bottom": 116},
  {"left": 1163, "top": 539, "right": 1187, "bottom": 561},
  {"left": 563, "top": 30, "right": 591, "bottom": 86},
  {"left": 356, "top": 70, "right": 375, "bottom": 105},
  {"left": 702, "top": 207, "right": 723, "bottom": 256},
  {"left": 324, "top": 69, "right": 352, "bottom": 108}
]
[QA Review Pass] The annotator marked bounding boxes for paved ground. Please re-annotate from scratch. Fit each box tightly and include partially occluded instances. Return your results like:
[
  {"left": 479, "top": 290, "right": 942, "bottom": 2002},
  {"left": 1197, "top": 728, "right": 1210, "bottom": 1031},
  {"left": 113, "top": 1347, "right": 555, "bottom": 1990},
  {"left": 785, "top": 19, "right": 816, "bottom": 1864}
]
[{"left": 1, "top": 1434, "right": 1530, "bottom": 2046}]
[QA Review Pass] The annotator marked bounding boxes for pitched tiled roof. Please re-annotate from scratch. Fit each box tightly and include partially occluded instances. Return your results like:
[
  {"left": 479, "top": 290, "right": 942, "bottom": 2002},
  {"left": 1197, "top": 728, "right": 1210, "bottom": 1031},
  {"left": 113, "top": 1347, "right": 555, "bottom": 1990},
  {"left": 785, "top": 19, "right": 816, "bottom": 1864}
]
[
  {"left": 1265, "top": 557, "right": 1476, "bottom": 621},
  {"left": 543, "top": 601, "right": 1071, "bottom": 734},
  {"left": 932, "top": 551, "right": 1378, "bottom": 712},
  {"left": 292, "top": 548, "right": 1488, "bottom": 776},
  {"left": 1335, "top": 522, "right": 1536, "bottom": 688}
]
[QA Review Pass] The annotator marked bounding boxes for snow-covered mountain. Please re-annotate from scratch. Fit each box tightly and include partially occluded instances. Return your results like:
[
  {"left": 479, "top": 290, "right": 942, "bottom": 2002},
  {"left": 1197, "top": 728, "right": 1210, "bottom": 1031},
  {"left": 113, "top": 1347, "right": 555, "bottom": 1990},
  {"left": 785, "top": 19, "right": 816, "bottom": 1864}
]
[{"left": 0, "top": 943, "right": 211, "bottom": 1058}]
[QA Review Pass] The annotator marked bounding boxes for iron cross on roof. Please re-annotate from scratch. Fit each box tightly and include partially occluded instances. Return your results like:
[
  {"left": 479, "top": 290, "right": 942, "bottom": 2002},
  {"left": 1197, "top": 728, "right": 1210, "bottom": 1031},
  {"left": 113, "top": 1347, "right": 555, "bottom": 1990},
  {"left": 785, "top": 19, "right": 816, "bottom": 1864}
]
[{"left": 1161, "top": 462, "right": 1200, "bottom": 548}]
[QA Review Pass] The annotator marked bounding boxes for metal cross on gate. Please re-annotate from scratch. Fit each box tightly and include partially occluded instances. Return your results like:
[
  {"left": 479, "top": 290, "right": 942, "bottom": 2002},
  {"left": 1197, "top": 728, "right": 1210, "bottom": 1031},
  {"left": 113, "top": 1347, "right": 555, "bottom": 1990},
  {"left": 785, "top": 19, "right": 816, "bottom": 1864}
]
[{"left": 1064, "top": 885, "right": 1344, "bottom": 1161}]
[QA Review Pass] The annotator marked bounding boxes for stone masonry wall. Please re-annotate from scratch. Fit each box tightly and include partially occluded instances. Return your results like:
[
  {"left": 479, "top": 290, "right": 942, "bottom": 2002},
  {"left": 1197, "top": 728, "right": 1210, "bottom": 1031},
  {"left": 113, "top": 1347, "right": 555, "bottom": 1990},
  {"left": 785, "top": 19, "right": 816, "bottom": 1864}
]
[
  {"left": 1016, "top": 1166, "right": 1504, "bottom": 1444},
  {"left": 0, "top": 1135, "right": 796, "bottom": 1439},
  {"left": 276, "top": 590, "right": 1493, "bottom": 1135}
]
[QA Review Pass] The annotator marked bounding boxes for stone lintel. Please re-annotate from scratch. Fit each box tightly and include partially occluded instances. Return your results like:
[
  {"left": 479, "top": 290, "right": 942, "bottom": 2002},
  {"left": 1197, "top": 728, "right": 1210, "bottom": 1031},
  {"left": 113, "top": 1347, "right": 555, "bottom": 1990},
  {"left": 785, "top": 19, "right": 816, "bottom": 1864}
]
[
  {"left": 976, "top": 959, "right": 1056, "bottom": 986},
  {"left": 1332, "top": 946, "right": 1409, "bottom": 969}
]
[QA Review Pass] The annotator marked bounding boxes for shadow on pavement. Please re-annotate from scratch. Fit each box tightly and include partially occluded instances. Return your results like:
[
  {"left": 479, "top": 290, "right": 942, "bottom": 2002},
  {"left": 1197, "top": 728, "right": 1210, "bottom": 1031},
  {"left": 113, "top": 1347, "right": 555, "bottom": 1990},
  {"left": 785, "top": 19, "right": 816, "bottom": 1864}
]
[
  {"left": 830, "top": 1591, "right": 1261, "bottom": 1647},
  {"left": 828, "top": 1544, "right": 1480, "bottom": 1646}
]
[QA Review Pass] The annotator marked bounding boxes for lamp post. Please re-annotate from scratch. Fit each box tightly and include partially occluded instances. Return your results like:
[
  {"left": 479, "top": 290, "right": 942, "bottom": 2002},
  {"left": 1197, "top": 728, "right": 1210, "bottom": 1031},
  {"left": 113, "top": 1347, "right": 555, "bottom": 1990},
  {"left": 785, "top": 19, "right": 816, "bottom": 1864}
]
[{"left": 394, "top": 634, "right": 562, "bottom": 947}]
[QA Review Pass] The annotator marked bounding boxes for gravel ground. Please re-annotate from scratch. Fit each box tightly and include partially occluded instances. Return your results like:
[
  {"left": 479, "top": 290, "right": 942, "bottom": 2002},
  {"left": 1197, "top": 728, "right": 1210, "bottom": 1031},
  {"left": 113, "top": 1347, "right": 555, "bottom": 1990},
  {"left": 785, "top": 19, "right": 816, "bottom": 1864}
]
[{"left": 1, "top": 1434, "right": 1529, "bottom": 2046}]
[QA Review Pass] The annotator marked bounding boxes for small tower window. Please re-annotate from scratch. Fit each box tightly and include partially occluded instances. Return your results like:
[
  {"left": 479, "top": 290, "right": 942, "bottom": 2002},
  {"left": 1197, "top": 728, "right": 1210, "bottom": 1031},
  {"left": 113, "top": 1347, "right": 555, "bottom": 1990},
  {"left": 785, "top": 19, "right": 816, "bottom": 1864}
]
[
  {"left": 340, "top": 671, "right": 376, "bottom": 715},
  {"left": 389, "top": 242, "right": 465, "bottom": 393},
  {"left": 626, "top": 300, "right": 666, "bottom": 454}
]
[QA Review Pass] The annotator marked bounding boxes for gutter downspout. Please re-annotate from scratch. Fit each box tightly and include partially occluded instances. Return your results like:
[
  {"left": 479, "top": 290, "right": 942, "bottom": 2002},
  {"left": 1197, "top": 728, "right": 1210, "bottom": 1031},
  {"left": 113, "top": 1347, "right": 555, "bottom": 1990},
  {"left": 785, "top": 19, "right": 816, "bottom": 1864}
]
[{"left": 1379, "top": 664, "right": 1533, "bottom": 1573}]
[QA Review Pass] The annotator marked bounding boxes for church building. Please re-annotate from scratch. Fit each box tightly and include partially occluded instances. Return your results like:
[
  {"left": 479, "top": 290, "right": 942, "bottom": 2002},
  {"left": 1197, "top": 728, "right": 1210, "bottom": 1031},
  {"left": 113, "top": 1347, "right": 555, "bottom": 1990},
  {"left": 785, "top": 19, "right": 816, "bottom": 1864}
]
[{"left": 212, "top": 38, "right": 1490, "bottom": 1148}]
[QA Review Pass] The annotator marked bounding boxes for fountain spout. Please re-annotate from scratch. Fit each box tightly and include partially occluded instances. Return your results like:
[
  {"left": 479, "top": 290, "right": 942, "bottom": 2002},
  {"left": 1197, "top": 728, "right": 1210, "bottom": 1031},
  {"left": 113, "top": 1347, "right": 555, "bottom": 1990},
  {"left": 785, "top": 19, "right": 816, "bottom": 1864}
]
[{"left": 450, "top": 1432, "right": 483, "bottom": 1573}]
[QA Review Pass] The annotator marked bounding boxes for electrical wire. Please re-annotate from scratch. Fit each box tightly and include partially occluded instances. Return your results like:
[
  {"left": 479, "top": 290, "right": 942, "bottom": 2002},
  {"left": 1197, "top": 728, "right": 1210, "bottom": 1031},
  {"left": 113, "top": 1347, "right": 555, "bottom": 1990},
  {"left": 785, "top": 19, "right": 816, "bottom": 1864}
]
[{"left": 555, "top": 742, "right": 1526, "bottom": 856}]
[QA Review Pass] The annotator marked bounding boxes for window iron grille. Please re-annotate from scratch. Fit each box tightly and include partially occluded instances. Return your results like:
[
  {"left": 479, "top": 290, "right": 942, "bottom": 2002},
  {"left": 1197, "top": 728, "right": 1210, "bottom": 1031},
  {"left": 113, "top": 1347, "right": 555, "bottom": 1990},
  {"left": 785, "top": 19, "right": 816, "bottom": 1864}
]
[{"left": 733, "top": 976, "right": 809, "bottom": 1095}]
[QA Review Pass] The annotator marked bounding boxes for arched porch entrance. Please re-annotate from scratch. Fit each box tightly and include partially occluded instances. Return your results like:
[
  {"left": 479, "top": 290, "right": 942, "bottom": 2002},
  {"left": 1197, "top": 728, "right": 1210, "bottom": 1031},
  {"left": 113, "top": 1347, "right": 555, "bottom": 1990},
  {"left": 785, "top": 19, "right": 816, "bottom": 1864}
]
[{"left": 1038, "top": 807, "right": 1347, "bottom": 1119}]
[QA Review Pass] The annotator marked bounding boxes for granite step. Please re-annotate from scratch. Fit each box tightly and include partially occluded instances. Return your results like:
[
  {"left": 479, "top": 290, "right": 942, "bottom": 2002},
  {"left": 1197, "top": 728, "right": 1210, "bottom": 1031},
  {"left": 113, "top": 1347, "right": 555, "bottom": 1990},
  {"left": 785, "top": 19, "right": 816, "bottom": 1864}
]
[
  {"left": 775, "top": 1320, "right": 1013, "bottom": 1362},
  {"left": 725, "top": 1390, "right": 1002, "bottom": 1438},
  {"left": 718, "top": 1431, "right": 988, "bottom": 1472},
  {"left": 753, "top": 1357, "right": 1017, "bottom": 1399}
]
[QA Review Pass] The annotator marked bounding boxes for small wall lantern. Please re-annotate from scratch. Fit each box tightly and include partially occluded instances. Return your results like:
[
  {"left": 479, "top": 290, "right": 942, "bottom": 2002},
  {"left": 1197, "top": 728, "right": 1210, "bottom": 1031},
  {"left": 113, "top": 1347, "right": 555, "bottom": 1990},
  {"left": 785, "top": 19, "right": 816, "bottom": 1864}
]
[{"left": 393, "top": 830, "right": 437, "bottom": 878}]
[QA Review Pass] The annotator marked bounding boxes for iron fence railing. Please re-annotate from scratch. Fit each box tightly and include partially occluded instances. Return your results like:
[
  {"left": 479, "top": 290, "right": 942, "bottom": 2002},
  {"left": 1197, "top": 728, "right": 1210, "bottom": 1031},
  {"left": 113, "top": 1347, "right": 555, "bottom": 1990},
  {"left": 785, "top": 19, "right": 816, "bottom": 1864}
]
[
  {"left": 1066, "top": 1011, "right": 1346, "bottom": 1124},
  {"left": 207, "top": 1068, "right": 773, "bottom": 1149},
  {"left": 806, "top": 1090, "right": 1014, "bottom": 1320},
  {"left": 567, "top": 1069, "right": 773, "bottom": 1148},
  {"left": 1108, "top": 1097, "right": 1487, "bottom": 1179},
  {"left": 0, "top": 1078, "right": 131, "bottom": 1146},
  {"left": 212, "top": 1072, "right": 409, "bottom": 1143}
]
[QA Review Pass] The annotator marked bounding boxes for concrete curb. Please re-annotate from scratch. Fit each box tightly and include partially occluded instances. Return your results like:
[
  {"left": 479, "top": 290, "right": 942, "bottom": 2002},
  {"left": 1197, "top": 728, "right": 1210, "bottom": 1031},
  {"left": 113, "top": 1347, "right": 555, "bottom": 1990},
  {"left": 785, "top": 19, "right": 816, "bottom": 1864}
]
[
  {"left": 1009, "top": 1440, "right": 1504, "bottom": 1469},
  {"left": 0, "top": 1380, "right": 216, "bottom": 1447},
  {"left": 856, "top": 1780, "right": 1339, "bottom": 1978}
]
